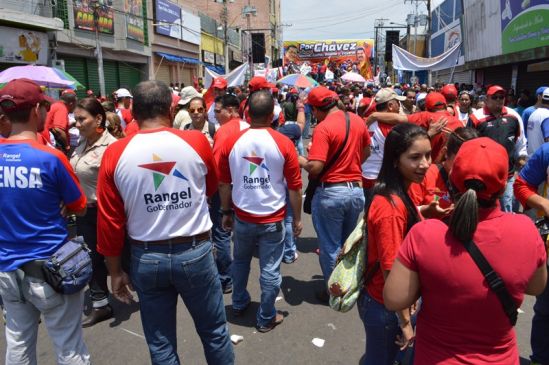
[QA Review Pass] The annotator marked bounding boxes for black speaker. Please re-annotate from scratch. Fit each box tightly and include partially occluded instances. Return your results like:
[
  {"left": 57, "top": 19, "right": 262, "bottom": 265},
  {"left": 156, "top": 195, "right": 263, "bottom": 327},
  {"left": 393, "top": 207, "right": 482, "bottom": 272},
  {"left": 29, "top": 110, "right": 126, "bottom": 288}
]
[
  {"left": 385, "top": 30, "right": 400, "bottom": 62},
  {"left": 251, "top": 33, "right": 266, "bottom": 64}
]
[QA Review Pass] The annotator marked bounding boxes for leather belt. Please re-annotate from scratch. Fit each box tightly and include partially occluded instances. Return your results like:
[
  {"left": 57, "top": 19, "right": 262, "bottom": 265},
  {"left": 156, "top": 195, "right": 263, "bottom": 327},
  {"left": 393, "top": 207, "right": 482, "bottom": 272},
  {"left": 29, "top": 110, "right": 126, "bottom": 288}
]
[
  {"left": 320, "top": 181, "right": 362, "bottom": 188},
  {"left": 130, "top": 231, "right": 211, "bottom": 246}
]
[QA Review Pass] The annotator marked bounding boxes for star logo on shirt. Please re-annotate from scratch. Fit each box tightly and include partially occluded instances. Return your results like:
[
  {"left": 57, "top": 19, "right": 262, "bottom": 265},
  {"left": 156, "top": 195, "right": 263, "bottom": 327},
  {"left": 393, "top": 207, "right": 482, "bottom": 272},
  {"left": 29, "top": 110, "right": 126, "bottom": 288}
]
[
  {"left": 138, "top": 154, "right": 188, "bottom": 190},
  {"left": 242, "top": 151, "right": 269, "bottom": 175}
]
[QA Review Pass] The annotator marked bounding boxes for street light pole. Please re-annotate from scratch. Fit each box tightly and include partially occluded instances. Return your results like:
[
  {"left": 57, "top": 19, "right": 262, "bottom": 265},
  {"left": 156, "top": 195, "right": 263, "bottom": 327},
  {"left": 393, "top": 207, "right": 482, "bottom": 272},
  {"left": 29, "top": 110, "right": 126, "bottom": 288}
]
[
  {"left": 221, "top": 1, "right": 230, "bottom": 73},
  {"left": 92, "top": 1, "right": 106, "bottom": 97}
]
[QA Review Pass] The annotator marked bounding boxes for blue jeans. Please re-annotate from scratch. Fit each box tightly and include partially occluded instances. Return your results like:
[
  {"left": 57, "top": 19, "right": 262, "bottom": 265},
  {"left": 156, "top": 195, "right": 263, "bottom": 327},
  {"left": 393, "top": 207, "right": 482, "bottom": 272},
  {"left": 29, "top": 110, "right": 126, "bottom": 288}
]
[
  {"left": 499, "top": 175, "right": 516, "bottom": 213},
  {"left": 283, "top": 195, "right": 296, "bottom": 263},
  {"left": 130, "top": 240, "right": 234, "bottom": 365},
  {"left": 358, "top": 291, "right": 399, "bottom": 365},
  {"left": 232, "top": 217, "right": 285, "bottom": 327},
  {"left": 531, "top": 277, "right": 549, "bottom": 364},
  {"left": 303, "top": 111, "right": 312, "bottom": 139},
  {"left": 209, "top": 192, "right": 233, "bottom": 290},
  {"left": 312, "top": 185, "right": 365, "bottom": 284}
]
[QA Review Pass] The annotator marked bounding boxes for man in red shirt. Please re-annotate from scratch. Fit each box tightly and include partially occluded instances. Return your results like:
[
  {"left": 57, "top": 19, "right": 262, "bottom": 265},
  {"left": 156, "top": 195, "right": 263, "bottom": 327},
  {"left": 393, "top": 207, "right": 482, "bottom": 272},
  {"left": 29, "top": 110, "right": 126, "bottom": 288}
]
[
  {"left": 369, "top": 91, "right": 462, "bottom": 162},
  {"left": 302, "top": 86, "right": 371, "bottom": 302},
  {"left": 207, "top": 77, "right": 228, "bottom": 125},
  {"left": 114, "top": 88, "right": 133, "bottom": 129},
  {"left": 42, "top": 89, "right": 76, "bottom": 153},
  {"left": 239, "top": 76, "right": 274, "bottom": 123},
  {"left": 218, "top": 90, "right": 302, "bottom": 333}
]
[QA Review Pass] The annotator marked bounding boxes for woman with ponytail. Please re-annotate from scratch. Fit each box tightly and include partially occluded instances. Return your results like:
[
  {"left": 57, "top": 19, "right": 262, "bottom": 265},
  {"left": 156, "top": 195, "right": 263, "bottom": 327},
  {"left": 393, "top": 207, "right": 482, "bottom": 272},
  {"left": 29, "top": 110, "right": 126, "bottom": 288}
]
[
  {"left": 383, "top": 137, "right": 548, "bottom": 365},
  {"left": 359, "top": 123, "right": 431, "bottom": 365},
  {"left": 70, "top": 97, "right": 118, "bottom": 327}
]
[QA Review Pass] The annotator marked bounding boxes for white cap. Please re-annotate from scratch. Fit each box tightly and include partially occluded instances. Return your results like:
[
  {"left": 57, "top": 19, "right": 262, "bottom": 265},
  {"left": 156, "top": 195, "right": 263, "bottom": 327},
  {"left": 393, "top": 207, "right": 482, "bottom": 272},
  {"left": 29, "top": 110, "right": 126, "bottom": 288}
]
[
  {"left": 543, "top": 88, "right": 549, "bottom": 101},
  {"left": 115, "top": 88, "right": 132, "bottom": 98}
]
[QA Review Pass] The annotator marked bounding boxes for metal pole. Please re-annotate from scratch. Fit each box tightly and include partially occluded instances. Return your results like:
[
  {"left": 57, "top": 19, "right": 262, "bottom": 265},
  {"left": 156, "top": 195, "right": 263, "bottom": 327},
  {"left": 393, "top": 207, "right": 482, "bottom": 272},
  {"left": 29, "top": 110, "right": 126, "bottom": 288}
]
[
  {"left": 374, "top": 24, "right": 378, "bottom": 79},
  {"left": 247, "top": 13, "right": 253, "bottom": 77},
  {"left": 222, "top": 1, "right": 230, "bottom": 73},
  {"left": 93, "top": 3, "right": 106, "bottom": 97},
  {"left": 426, "top": 0, "right": 432, "bottom": 86}
]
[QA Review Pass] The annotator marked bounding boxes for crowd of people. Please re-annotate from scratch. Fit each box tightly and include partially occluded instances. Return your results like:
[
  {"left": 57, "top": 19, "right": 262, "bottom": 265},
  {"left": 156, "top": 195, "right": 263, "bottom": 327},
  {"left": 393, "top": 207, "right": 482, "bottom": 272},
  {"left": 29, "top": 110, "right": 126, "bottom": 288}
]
[{"left": 0, "top": 72, "right": 548, "bottom": 365}]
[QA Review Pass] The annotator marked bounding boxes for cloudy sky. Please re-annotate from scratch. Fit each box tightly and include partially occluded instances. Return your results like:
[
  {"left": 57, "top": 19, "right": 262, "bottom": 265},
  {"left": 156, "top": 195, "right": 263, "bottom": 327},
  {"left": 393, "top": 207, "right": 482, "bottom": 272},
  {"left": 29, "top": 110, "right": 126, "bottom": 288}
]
[{"left": 281, "top": 0, "right": 443, "bottom": 41}]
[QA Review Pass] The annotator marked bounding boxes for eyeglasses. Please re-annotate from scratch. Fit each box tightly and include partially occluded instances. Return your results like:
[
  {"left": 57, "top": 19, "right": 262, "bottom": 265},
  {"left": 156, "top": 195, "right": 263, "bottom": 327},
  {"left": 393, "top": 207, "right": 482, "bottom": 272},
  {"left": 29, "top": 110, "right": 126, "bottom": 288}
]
[
  {"left": 214, "top": 109, "right": 223, "bottom": 113},
  {"left": 189, "top": 107, "right": 204, "bottom": 113},
  {"left": 489, "top": 95, "right": 505, "bottom": 100}
]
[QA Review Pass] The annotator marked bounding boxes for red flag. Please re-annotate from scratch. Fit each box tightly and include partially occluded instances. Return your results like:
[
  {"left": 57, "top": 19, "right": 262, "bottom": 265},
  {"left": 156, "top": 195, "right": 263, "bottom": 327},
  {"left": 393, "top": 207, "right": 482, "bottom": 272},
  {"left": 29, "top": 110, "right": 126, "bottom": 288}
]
[{"left": 203, "top": 87, "right": 215, "bottom": 110}]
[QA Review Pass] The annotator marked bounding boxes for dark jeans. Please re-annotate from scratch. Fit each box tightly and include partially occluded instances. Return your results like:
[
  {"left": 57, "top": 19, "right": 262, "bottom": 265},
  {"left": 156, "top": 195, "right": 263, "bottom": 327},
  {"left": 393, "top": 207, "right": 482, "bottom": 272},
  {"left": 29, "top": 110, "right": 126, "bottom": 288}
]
[
  {"left": 131, "top": 240, "right": 233, "bottom": 365},
  {"left": 76, "top": 207, "right": 109, "bottom": 308},
  {"left": 531, "top": 277, "right": 549, "bottom": 364},
  {"left": 209, "top": 192, "right": 233, "bottom": 290}
]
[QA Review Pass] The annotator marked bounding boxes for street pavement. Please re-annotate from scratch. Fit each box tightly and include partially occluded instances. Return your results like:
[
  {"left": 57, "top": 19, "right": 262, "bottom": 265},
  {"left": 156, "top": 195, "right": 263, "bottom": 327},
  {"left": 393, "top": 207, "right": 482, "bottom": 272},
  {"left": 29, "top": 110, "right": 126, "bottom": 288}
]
[{"left": 0, "top": 211, "right": 537, "bottom": 364}]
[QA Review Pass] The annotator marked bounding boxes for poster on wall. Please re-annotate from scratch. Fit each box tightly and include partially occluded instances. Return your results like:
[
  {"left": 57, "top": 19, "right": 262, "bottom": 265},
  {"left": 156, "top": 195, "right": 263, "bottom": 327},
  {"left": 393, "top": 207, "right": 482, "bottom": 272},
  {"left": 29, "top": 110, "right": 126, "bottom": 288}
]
[
  {"left": 0, "top": 26, "right": 48, "bottom": 64},
  {"left": 125, "top": 0, "right": 144, "bottom": 42},
  {"left": 155, "top": 0, "right": 182, "bottom": 39},
  {"left": 500, "top": 0, "right": 549, "bottom": 54},
  {"left": 73, "top": 0, "right": 114, "bottom": 34},
  {"left": 181, "top": 8, "right": 200, "bottom": 45},
  {"left": 283, "top": 39, "right": 375, "bottom": 80}
]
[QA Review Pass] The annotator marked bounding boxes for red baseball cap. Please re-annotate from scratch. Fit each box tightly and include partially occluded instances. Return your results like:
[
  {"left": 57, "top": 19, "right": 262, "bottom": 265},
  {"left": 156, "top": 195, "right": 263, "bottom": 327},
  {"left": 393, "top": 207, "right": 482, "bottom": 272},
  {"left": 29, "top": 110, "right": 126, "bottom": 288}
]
[
  {"left": 289, "top": 88, "right": 298, "bottom": 94},
  {"left": 441, "top": 84, "right": 458, "bottom": 99},
  {"left": 487, "top": 85, "right": 505, "bottom": 96},
  {"left": 212, "top": 77, "right": 228, "bottom": 90},
  {"left": 62, "top": 89, "right": 76, "bottom": 95},
  {"left": 307, "top": 86, "right": 339, "bottom": 108},
  {"left": 272, "top": 87, "right": 279, "bottom": 93},
  {"left": 0, "top": 78, "right": 54, "bottom": 112},
  {"left": 450, "top": 137, "right": 508, "bottom": 200},
  {"left": 248, "top": 76, "right": 274, "bottom": 92},
  {"left": 425, "top": 92, "right": 447, "bottom": 112}
]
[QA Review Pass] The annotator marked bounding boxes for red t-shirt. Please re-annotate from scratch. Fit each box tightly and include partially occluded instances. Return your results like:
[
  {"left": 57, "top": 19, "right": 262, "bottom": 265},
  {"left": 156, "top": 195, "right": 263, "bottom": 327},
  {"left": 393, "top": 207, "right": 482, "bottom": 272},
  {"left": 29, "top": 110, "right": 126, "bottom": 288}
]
[
  {"left": 398, "top": 207, "right": 546, "bottom": 365},
  {"left": 308, "top": 110, "right": 370, "bottom": 183},
  {"left": 408, "top": 163, "right": 452, "bottom": 210},
  {"left": 407, "top": 111, "right": 462, "bottom": 162},
  {"left": 124, "top": 120, "right": 139, "bottom": 137},
  {"left": 42, "top": 102, "right": 69, "bottom": 144},
  {"left": 365, "top": 194, "right": 409, "bottom": 303}
]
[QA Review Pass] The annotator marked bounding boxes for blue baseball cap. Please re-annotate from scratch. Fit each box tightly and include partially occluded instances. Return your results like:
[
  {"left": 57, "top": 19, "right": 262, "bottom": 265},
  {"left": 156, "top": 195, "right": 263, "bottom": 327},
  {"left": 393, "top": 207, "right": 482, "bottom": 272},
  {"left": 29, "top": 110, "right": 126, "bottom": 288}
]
[{"left": 536, "top": 86, "right": 548, "bottom": 96}]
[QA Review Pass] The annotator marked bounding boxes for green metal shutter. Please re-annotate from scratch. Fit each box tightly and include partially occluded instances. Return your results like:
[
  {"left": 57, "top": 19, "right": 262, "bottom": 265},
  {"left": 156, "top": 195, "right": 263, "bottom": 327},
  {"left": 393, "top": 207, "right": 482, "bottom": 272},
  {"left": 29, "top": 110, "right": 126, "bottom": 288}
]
[
  {"left": 63, "top": 57, "right": 87, "bottom": 99},
  {"left": 85, "top": 59, "right": 101, "bottom": 97},
  {"left": 118, "top": 63, "right": 142, "bottom": 91},
  {"left": 103, "top": 60, "right": 119, "bottom": 97}
]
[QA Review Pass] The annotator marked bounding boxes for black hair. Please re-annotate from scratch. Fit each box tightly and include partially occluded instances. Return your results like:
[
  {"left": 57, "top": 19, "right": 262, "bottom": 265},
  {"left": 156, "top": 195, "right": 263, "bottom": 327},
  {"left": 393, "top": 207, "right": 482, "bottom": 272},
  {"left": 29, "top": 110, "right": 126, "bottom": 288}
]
[
  {"left": 101, "top": 101, "right": 116, "bottom": 113},
  {"left": 445, "top": 127, "right": 478, "bottom": 158},
  {"left": 248, "top": 90, "right": 274, "bottom": 122},
  {"left": 188, "top": 96, "right": 206, "bottom": 109},
  {"left": 404, "top": 89, "right": 416, "bottom": 97},
  {"left": 283, "top": 102, "right": 297, "bottom": 121},
  {"left": 1, "top": 106, "right": 32, "bottom": 124},
  {"left": 132, "top": 81, "right": 172, "bottom": 121},
  {"left": 369, "top": 123, "right": 429, "bottom": 233},
  {"left": 220, "top": 94, "right": 240, "bottom": 109},
  {"left": 76, "top": 97, "right": 107, "bottom": 128},
  {"left": 60, "top": 92, "right": 77, "bottom": 105}
]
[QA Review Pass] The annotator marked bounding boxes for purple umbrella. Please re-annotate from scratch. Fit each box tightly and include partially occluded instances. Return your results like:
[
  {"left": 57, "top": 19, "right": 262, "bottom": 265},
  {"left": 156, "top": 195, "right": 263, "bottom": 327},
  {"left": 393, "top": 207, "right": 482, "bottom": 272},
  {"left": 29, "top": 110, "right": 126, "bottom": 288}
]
[{"left": 0, "top": 65, "right": 83, "bottom": 89}]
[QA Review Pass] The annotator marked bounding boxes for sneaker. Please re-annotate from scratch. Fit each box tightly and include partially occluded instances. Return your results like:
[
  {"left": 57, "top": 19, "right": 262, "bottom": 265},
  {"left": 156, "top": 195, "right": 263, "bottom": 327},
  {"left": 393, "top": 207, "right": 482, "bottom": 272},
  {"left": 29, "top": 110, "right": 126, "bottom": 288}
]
[
  {"left": 283, "top": 252, "right": 299, "bottom": 264},
  {"left": 256, "top": 312, "right": 284, "bottom": 333}
]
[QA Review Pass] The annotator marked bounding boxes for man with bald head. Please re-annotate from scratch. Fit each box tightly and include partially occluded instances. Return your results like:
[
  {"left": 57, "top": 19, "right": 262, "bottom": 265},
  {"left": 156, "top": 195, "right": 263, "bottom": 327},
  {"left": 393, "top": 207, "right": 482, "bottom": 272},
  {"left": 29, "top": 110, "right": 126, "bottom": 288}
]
[{"left": 217, "top": 90, "right": 302, "bottom": 333}]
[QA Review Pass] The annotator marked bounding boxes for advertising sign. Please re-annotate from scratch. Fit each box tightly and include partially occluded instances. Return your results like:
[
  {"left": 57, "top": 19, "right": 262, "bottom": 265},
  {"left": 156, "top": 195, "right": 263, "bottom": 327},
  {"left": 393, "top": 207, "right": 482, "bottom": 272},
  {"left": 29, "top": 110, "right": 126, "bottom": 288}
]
[
  {"left": 0, "top": 26, "right": 48, "bottom": 64},
  {"left": 73, "top": 0, "right": 114, "bottom": 34},
  {"left": 155, "top": 0, "right": 182, "bottom": 39},
  {"left": 203, "top": 51, "right": 215, "bottom": 64},
  {"left": 181, "top": 8, "right": 200, "bottom": 45},
  {"left": 283, "top": 39, "right": 374, "bottom": 80},
  {"left": 125, "top": 0, "right": 144, "bottom": 42},
  {"left": 500, "top": 0, "right": 549, "bottom": 54}
]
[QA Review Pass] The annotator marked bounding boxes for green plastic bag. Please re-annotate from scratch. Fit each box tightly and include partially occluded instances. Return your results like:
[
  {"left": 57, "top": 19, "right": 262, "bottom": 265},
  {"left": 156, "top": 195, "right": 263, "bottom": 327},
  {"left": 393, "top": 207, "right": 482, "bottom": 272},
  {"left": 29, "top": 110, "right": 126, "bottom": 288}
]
[{"left": 328, "top": 219, "right": 366, "bottom": 313}]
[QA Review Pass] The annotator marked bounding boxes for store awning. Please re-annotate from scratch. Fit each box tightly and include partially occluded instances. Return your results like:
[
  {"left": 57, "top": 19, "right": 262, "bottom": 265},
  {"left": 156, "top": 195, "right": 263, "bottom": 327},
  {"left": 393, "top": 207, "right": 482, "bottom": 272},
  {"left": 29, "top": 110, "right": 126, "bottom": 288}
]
[{"left": 155, "top": 52, "right": 200, "bottom": 65}]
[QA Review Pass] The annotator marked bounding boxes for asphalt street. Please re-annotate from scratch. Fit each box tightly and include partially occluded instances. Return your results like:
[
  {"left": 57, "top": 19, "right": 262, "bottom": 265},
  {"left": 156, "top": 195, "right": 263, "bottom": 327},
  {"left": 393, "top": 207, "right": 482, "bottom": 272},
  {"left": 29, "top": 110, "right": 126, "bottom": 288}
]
[{"left": 0, "top": 209, "right": 537, "bottom": 364}]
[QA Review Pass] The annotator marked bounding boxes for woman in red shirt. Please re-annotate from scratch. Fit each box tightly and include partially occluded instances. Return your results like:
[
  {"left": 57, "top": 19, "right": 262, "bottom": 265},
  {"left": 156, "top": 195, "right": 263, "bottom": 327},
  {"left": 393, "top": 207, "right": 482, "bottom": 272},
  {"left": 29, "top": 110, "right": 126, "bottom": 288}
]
[
  {"left": 409, "top": 127, "right": 479, "bottom": 220},
  {"left": 359, "top": 123, "right": 431, "bottom": 365},
  {"left": 384, "top": 137, "right": 548, "bottom": 365}
]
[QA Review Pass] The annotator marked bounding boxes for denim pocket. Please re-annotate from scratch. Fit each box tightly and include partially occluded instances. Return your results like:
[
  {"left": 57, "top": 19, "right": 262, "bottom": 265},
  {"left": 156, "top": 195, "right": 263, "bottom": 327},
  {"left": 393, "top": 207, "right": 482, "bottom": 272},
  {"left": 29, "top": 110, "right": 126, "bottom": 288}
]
[
  {"left": 27, "top": 280, "right": 63, "bottom": 310},
  {"left": 181, "top": 244, "right": 217, "bottom": 289},
  {"left": 131, "top": 256, "right": 160, "bottom": 292}
]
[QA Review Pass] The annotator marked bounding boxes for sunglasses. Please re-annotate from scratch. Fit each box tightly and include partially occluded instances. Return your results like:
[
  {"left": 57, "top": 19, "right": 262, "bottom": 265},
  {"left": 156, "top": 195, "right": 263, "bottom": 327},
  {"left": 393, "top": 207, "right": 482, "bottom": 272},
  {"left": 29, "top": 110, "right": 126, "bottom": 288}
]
[
  {"left": 489, "top": 95, "right": 505, "bottom": 100},
  {"left": 214, "top": 109, "right": 223, "bottom": 113},
  {"left": 189, "top": 107, "right": 204, "bottom": 113}
]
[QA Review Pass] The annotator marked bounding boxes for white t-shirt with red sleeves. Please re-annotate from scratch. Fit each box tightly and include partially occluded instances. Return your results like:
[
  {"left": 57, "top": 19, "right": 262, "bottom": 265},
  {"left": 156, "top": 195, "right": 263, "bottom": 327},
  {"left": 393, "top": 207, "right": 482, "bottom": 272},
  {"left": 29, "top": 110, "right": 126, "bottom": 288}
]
[
  {"left": 96, "top": 127, "right": 217, "bottom": 257},
  {"left": 217, "top": 127, "right": 302, "bottom": 223}
]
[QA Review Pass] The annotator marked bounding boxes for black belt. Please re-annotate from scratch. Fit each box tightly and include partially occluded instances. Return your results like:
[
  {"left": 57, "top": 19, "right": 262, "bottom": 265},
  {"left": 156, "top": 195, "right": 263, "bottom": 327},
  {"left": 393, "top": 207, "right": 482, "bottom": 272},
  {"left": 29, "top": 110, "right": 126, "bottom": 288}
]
[
  {"left": 130, "top": 231, "right": 211, "bottom": 246},
  {"left": 20, "top": 260, "right": 47, "bottom": 280},
  {"left": 320, "top": 181, "right": 361, "bottom": 188}
]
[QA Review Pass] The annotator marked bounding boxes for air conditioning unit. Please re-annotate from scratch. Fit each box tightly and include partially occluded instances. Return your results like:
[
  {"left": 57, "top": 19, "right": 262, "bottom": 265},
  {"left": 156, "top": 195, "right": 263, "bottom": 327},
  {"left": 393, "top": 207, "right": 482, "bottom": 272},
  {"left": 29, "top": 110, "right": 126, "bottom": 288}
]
[{"left": 53, "top": 59, "right": 65, "bottom": 71}]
